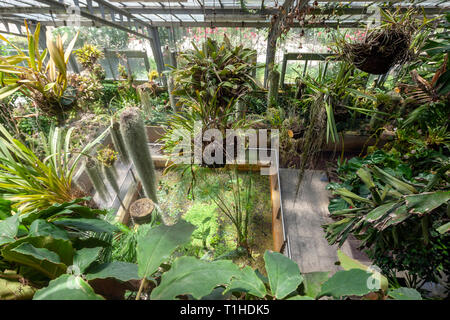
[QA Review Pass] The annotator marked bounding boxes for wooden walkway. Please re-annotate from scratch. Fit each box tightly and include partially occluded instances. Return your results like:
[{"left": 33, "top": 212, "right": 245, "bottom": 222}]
[{"left": 279, "top": 169, "right": 371, "bottom": 274}]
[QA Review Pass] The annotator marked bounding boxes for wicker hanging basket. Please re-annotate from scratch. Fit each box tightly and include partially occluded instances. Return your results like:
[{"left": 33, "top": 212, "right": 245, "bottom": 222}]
[{"left": 341, "top": 26, "right": 412, "bottom": 75}]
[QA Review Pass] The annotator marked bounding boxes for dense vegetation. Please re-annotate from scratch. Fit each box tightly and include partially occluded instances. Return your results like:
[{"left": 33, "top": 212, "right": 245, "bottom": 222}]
[{"left": 0, "top": 9, "right": 448, "bottom": 300}]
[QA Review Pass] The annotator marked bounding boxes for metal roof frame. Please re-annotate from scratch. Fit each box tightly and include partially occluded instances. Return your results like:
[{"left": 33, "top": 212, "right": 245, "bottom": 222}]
[{"left": 0, "top": 0, "right": 448, "bottom": 85}]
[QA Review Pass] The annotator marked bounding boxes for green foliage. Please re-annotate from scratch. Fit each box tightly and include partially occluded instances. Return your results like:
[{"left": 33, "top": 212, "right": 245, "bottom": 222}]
[
  {"left": 136, "top": 219, "right": 195, "bottom": 280},
  {"left": 161, "top": 89, "right": 253, "bottom": 168},
  {"left": 325, "top": 151, "right": 450, "bottom": 286},
  {"left": 0, "top": 22, "right": 79, "bottom": 121},
  {"left": 96, "top": 145, "right": 118, "bottom": 167},
  {"left": 0, "top": 199, "right": 116, "bottom": 298},
  {"left": 33, "top": 274, "right": 104, "bottom": 300},
  {"left": 183, "top": 203, "right": 218, "bottom": 250},
  {"left": 318, "top": 269, "right": 375, "bottom": 298},
  {"left": 171, "top": 35, "right": 259, "bottom": 111},
  {"left": 151, "top": 257, "right": 241, "bottom": 300},
  {"left": 264, "top": 251, "right": 303, "bottom": 299},
  {"left": 388, "top": 287, "right": 423, "bottom": 300},
  {"left": 85, "top": 261, "right": 140, "bottom": 282},
  {"left": 74, "top": 44, "right": 104, "bottom": 73},
  {"left": 9, "top": 216, "right": 421, "bottom": 300},
  {"left": 0, "top": 123, "right": 109, "bottom": 213}
]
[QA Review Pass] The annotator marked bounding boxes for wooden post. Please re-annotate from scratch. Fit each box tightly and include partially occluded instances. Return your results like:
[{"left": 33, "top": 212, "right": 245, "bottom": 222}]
[
  {"left": 267, "top": 70, "right": 280, "bottom": 108},
  {"left": 263, "top": 0, "right": 297, "bottom": 88},
  {"left": 280, "top": 54, "right": 288, "bottom": 89}
]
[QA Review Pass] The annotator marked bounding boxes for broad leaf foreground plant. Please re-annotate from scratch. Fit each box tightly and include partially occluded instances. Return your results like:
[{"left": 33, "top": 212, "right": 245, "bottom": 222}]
[{"left": 0, "top": 218, "right": 417, "bottom": 300}]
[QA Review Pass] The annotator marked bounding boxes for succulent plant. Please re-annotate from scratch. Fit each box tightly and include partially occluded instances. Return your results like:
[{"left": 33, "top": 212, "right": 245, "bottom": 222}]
[{"left": 120, "top": 107, "right": 158, "bottom": 203}]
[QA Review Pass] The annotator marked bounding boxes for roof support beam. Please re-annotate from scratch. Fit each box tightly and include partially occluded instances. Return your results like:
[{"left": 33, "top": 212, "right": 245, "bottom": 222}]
[
  {"left": 148, "top": 26, "right": 166, "bottom": 85},
  {"left": 30, "top": 19, "right": 364, "bottom": 28},
  {"left": 1, "top": 5, "right": 446, "bottom": 16},
  {"left": 33, "top": 0, "right": 154, "bottom": 41}
]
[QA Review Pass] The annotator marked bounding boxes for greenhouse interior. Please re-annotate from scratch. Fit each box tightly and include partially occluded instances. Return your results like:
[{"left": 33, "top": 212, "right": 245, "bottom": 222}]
[{"left": 0, "top": 0, "right": 449, "bottom": 302}]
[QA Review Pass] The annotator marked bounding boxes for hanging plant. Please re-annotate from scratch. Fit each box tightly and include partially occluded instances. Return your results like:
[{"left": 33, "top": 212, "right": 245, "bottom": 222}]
[{"left": 333, "top": 8, "right": 432, "bottom": 75}]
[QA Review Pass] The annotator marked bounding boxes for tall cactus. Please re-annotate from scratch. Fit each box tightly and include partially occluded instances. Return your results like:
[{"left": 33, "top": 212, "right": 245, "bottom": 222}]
[
  {"left": 110, "top": 120, "right": 129, "bottom": 165},
  {"left": 267, "top": 69, "right": 280, "bottom": 108},
  {"left": 102, "top": 163, "right": 119, "bottom": 195},
  {"left": 167, "top": 75, "right": 178, "bottom": 112},
  {"left": 85, "top": 158, "right": 109, "bottom": 202},
  {"left": 119, "top": 107, "right": 158, "bottom": 203}
]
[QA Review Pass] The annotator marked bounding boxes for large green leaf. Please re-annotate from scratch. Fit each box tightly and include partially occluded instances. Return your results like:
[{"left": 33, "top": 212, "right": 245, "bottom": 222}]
[
  {"left": 337, "top": 250, "right": 388, "bottom": 292},
  {"left": 73, "top": 247, "right": 103, "bottom": 273},
  {"left": 86, "top": 261, "right": 140, "bottom": 282},
  {"left": 319, "top": 269, "right": 376, "bottom": 298},
  {"left": 381, "top": 204, "right": 409, "bottom": 229},
  {"left": 364, "top": 202, "right": 397, "bottom": 223},
  {"left": 150, "top": 256, "right": 241, "bottom": 300},
  {"left": 223, "top": 265, "right": 267, "bottom": 298},
  {"left": 357, "top": 167, "right": 376, "bottom": 189},
  {"left": 388, "top": 287, "right": 422, "bottom": 300},
  {"left": 0, "top": 214, "right": 20, "bottom": 246},
  {"left": 437, "top": 222, "right": 450, "bottom": 234},
  {"left": 33, "top": 274, "right": 104, "bottom": 300},
  {"left": 3, "top": 242, "right": 67, "bottom": 279},
  {"left": 137, "top": 219, "right": 195, "bottom": 279},
  {"left": 13, "top": 242, "right": 60, "bottom": 263},
  {"left": 29, "top": 219, "right": 69, "bottom": 240},
  {"left": 405, "top": 191, "right": 450, "bottom": 215},
  {"left": 1, "top": 235, "right": 73, "bottom": 278},
  {"left": 371, "top": 166, "right": 417, "bottom": 195},
  {"left": 0, "top": 273, "right": 36, "bottom": 300},
  {"left": 333, "top": 188, "right": 373, "bottom": 204},
  {"left": 302, "top": 272, "right": 330, "bottom": 299},
  {"left": 264, "top": 251, "right": 303, "bottom": 299},
  {"left": 286, "top": 295, "right": 315, "bottom": 300},
  {"left": 53, "top": 218, "right": 118, "bottom": 234},
  {"left": 19, "top": 199, "right": 100, "bottom": 225}
]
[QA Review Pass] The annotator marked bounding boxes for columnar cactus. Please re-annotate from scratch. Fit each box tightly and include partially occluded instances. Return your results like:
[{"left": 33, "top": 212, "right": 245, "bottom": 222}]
[
  {"left": 102, "top": 164, "right": 119, "bottom": 195},
  {"left": 267, "top": 70, "right": 280, "bottom": 108},
  {"left": 119, "top": 107, "right": 158, "bottom": 203},
  {"left": 110, "top": 121, "right": 129, "bottom": 164},
  {"left": 85, "top": 159, "right": 109, "bottom": 202},
  {"left": 167, "top": 75, "right": 178, "bottom": 112}
]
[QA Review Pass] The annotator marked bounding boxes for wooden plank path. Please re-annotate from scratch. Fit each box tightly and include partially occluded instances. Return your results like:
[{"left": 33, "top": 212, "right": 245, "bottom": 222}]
[{"left": 279, "top": 169, "right": 371, "bottom": 274}]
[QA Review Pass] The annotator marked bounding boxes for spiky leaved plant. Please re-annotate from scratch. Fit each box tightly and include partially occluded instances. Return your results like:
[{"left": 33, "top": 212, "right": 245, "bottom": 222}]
[
  {"left": 85, "top": 158, "right": 109, "bottom": 202},
  {"left": 120, "top": 107, "right": 158, "bottom": 203},
  {"left": 110, "top": 120, "right": 129, "bottom": 164}
]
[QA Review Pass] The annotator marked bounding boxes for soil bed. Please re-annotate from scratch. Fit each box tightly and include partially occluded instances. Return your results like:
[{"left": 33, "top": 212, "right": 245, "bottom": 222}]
[{"left": 154, "top": 168, "right": 273, "bottom": 272}]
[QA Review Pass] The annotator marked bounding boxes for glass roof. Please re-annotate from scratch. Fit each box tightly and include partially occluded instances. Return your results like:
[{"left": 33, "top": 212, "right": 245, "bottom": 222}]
[{"left": 0, "top": 0, "right": 448, "bottom": 35}]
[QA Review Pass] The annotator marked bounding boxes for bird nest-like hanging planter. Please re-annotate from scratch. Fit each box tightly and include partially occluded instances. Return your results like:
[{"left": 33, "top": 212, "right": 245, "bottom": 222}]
[
  {"left": 335, "top": 9, "right": 423, "bottom": 75},
  {"left": 341, "top": 26, "right": 412, "bottom": 75}
]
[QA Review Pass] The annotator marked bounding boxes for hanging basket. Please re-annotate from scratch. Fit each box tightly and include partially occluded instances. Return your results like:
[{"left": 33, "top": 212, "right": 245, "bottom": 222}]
[
  {"left": 341, "top": 26, "right": 412, "bottom": 75},
  {"left": 129, "top": 198, "right": 154, "bottom": 225}
]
